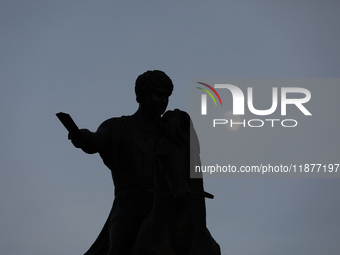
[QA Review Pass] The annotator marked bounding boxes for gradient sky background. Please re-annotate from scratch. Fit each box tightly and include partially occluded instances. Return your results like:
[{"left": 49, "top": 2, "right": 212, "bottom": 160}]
[{"left": 1, "top": 1, "right": 340, "bottom": 254}]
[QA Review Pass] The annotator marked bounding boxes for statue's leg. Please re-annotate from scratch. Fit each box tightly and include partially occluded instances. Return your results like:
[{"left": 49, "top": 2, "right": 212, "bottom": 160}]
[
  {"left": 107, "top": 191, "right": 153, "bottom": 255},
  {"left": 107, "top": 215, "right": 142, "bottom": 255}
]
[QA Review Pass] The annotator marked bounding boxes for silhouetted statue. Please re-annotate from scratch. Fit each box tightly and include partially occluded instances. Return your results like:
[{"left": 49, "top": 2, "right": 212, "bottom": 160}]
[
  {"left": 67, "top": 70, "right": 173, "bottom": 255},
  {"left": 61, "top": 70, "right": 220, "bottom": 255},
  {"left": 132, "top": 109, "right": 221, "bottom": 255}
]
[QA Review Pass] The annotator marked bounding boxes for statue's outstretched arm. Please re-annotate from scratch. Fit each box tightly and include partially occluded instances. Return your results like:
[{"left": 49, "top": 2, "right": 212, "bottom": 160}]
[{"left": 69, "top": 120, "right": 112, "bottom": 155}]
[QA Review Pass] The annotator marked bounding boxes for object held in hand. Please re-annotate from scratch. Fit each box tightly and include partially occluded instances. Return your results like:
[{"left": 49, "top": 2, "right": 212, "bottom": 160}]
[{"left": 56, "top": 112, "right": 83, "bottom": 139}]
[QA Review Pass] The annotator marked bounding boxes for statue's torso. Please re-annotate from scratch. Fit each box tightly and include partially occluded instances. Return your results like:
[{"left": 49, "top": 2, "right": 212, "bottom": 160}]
[{"left": 98, "top": 116, "right": 157, "bottom": 192}]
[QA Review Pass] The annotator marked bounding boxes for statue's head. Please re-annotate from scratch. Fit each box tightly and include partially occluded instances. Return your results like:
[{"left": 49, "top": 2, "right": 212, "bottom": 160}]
[{"left": 135, "top": 70, "right": 174, "bottom": 103}]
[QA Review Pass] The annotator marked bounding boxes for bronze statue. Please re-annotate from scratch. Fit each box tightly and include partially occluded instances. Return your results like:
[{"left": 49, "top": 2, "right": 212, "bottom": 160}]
[{"left": 59, "top": 70, "right": 220, "bottom": 254}]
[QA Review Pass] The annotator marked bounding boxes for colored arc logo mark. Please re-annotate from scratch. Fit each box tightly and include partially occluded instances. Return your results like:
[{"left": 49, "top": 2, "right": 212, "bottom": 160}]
[{"left": 196, "top": 82, "right": 223, "bottom": 106}]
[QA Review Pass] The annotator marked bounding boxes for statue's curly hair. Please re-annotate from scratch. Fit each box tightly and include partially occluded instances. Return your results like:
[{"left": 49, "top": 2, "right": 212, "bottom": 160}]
[{"left": 135, "top": 70, "right": 174, "bottom": 103}]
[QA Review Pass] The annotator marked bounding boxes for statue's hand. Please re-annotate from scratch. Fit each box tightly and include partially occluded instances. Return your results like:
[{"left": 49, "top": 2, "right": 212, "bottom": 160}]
[{"left": 68, "top": 128, "right": 91, "bottom": 148}]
